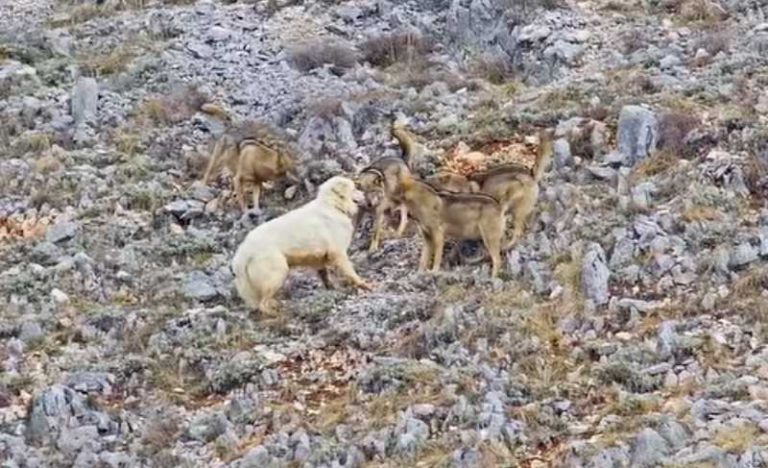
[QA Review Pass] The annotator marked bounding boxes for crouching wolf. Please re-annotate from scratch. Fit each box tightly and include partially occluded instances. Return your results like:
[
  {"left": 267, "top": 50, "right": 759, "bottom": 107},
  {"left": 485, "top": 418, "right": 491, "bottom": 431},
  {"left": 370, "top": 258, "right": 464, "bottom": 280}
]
[{"left": 231, "top": 176, "right": 373, "bottom": 316}]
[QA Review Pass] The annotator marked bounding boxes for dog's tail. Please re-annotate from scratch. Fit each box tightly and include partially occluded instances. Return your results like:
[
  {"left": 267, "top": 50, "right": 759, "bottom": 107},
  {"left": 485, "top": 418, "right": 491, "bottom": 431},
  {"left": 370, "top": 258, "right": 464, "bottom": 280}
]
[{"left": 533, "top": 129, "right": 554, "bottom": 182}]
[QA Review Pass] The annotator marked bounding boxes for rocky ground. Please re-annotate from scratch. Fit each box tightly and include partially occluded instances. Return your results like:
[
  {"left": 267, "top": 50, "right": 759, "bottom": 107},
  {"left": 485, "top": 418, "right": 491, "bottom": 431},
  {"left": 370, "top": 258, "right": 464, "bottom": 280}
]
[{"left": 2, "top": 0, "right": 768, "bottom": 466}]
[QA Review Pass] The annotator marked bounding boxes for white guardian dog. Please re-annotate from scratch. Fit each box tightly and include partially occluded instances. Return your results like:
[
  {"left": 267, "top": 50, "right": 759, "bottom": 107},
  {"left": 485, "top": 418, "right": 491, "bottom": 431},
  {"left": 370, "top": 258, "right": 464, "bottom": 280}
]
[{"left": 231, "top": 176, "right": 372, "bottom": 315}]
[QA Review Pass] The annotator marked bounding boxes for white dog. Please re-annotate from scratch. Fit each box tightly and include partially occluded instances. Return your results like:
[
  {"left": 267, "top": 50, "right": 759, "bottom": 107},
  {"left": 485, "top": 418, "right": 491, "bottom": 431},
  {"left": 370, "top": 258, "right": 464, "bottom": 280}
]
[{"left": 231, "top": 175, "right": 373, "bottom": 315}]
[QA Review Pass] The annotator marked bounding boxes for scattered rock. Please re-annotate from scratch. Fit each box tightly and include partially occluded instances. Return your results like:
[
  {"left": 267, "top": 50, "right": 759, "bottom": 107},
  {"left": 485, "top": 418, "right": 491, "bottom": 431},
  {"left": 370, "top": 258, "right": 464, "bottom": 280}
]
[
  {"left": 616, "top": 105, "right": 658, "bottom": 166},
  {"left": 582, "top": 243, "right": 610, "bottom": 307},
  {"left": 71, "top": 77, "right": 98, "bottom": 126}
]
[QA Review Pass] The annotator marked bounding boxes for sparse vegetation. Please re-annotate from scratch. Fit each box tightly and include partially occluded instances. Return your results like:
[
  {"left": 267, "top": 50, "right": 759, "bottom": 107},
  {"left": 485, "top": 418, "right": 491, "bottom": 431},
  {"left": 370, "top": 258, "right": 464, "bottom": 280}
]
[
  {"left": 469, "top": 52, "right": 515, "bottom": 85},
  {"left": 134, "top": 85, "right": 208, "bottom": 127},
  {"left": 287, "top": 38, "right": 359, "bottom": 73},
  {"left": 78, "top": 44, "right": 139, "bottom": 76},
  {"left": 360, "top": 29, "right": 434, "bottom": 68},
  {"left": 711, "top": 424, "right": 761, "bottom": 453},
  {"left": 657, "top": 111, "right": 700, "bottom": 156}
]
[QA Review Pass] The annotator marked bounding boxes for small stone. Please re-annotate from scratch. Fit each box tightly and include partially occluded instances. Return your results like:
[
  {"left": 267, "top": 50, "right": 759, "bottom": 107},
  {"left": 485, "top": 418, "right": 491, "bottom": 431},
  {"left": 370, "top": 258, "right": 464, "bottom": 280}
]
[
  {"left": 660, "top": 54, "right": 682, "bottom": 69},
  {"left": 57, "top": 425, "right": 99, "bottom": 455},
  {"left": 581, "top": 243, "right": 610, "bottom": 306},
  {"left": 729, "top": 243, "right": 758, "bottom": 268},
  {"left": 46, "top": 221, "right": 79, "bottom": 244},
  {"left": 187, "top": 42, "right": 214, "bottom": 59},
  {"left": 51, "top": 288, "right": 70, "bottom": 305},
  {"left": 664, "top": 370, "right": 678, "bottom": 388},
  {"left": 19, "top": 321, "right": 43, "bottom": 343},
  {"left": 412, "top": 404, "right": 435, "bottom": 418},
  {"left": 182, "top": 271, "right": 218, "bottom": 301},
  {"left": 207, "top": 26, "right": 233, "bottom": 42},
  {"left": 630, "top": 428, "right": 671, "bottom": 467},
  {"left": 186, "top": 412, "right": 229, "bottom": 442}
]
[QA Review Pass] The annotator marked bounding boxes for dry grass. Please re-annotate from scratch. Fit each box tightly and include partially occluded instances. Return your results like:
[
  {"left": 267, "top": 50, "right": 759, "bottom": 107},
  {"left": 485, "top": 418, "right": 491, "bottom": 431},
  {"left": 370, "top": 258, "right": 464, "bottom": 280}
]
[
  {"left": 287, "top": 38, "right": 359, "bottom": 73},
  {"left": 78, "top": 44, "right": 138, "bottom": 75},
  {"left": 657, "top": 111, "right": 700, "bottom": 156},
  {"left": 138, "top": 413, "right": 182, "bottom": 456},
  {"left": 112, "top": 128, "right": 142, "bottom": 156},
  {"left": 360, "top": 29, "right": 434, "bottom": 68},
  {"left": 695, "top": 30, "right": 733, "bottom": 55},
  {"left": 630, "top": 149, "right": 679, "bottom": 180},
  {"left": 133, "top": 85, "right": 208, "bottom": 127},
  {"left": 732, "top": 266, "right": 768, "bottom": 297},
  {"left": 13, "top": 131, "right": 52, "bottom": 155},
  {"left": 48, "top": 4, "right": 105, "bottom": 27},
  {"left": 306, "top": 97, "right": 344, "bottom": 119},
  {"left": 469, "top": 53, "right": 515, "bottom": 85},
  {"left": 711, "top": 423, "right": 761, "bottom": 453},
  {"left": 681, "top": 205, "right": 722, "bottom": 223}
]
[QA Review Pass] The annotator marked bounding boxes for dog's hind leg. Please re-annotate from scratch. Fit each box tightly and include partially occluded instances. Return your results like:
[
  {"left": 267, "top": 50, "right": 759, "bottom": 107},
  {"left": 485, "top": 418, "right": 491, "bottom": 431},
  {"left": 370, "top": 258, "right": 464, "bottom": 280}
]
[{"left": 250, "top": 255, "right": 289, "bottom": 317}]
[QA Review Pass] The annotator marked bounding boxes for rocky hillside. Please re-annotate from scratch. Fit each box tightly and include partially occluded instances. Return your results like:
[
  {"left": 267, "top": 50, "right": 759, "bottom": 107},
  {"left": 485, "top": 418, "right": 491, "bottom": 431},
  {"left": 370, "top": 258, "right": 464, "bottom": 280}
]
[{"left": 2, "top": 0, "right": 768, "bottom": 466}]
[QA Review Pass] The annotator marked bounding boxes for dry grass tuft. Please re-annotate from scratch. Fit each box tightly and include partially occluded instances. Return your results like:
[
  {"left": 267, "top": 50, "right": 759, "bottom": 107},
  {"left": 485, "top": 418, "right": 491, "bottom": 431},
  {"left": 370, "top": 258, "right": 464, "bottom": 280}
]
[
  {"left": 306, "top": 97, "right": 344, "bottom": 119},
  {"left": 469, "top": 53, "right": 515, "bottom": 85},
  {"left": 79, "top": 44, "right": 138, "bottom": 76},
  {"left": 360, "top": 29, "right": 434, "bottom": 68},
  {"left": 681, "top": 205, "right": 721, "bottom": 223},
  {"left": 630, "top": 149, "right": 679, "bottom": 180},
  {"left": 711, "top": 423, "right": 761, "bottom": 453},
  {"left": 695, "top": 30, "right": 733, "bottom": 55},
  {"left": 287, "top": 38, "right": 358, "bottom": 74},
  {"left": 134, "top": 85, "right": 208, "bottom": 127},
  {"left": 13, "top": 131, "right": 52, "bottom": 155},
  {"left": 732, "top": 266, "right": 768, "bottom": 297},
  {"left": 657, "top": 112, "right": 700, "bottom": 156},
  {"left": 138, "top": 413, "right": 182, "bottom": 456},
  {"left": 111, "top": 128, "right": 142, "bottom": 156}
]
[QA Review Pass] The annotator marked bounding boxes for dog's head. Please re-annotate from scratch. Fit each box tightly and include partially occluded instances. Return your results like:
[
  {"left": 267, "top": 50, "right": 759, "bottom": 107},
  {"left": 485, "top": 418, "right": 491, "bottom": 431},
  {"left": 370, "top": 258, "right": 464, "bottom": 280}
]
[{"left": 317, "top": 176, "right": 365, "bottom": 218}]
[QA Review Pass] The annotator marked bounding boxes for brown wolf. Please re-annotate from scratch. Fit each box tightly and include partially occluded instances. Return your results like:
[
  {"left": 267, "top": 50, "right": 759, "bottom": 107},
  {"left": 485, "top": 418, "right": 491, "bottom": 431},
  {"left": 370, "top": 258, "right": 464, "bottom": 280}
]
[{"left": 397, "top": 172, "right": 505, "bottom": 277}]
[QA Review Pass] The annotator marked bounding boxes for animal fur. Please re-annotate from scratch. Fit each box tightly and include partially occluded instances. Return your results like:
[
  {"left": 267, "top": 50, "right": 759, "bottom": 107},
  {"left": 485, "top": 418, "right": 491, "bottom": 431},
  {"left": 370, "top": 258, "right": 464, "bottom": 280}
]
[
  {"left": 398, "top": 172, "right": 505, "bottom": 278},
  {"left": 466, "top": 129, "right": 554, "bottom": 250},
  {"left": 425, "top": 171, "right": 479, "bottom": 193},
  {"left": 357, "top": 156, "right": 411, "bottom": 252},
  {"left": 201, "top": 119, "right": 302, "bottom": 212},
  {"left": 231, "top": 176, "right": 372, "bottom": 316},
  {"left": 391, "top": 119, "right": 431, "bottom": 175}
]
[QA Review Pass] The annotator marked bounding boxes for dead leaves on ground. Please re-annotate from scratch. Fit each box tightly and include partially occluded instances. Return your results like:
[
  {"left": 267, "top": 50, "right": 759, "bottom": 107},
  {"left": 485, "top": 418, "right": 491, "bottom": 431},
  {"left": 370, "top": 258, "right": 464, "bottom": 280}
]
[{"left": 0, "top": 215, "right": 55, "bottom": 242}]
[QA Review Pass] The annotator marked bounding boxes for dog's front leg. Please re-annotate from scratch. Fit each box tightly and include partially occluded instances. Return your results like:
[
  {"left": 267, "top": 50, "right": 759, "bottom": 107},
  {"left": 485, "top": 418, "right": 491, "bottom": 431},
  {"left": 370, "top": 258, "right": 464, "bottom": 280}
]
[{"left": 331, "top": 252, "right": 372, "bottom": 291}]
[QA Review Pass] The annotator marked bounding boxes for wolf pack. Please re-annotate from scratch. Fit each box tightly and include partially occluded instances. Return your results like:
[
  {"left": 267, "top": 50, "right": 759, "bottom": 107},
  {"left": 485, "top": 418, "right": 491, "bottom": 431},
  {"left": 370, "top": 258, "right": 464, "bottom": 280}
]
[{"left": 200, "top": 109, "right": 554, "bottom": 316}]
